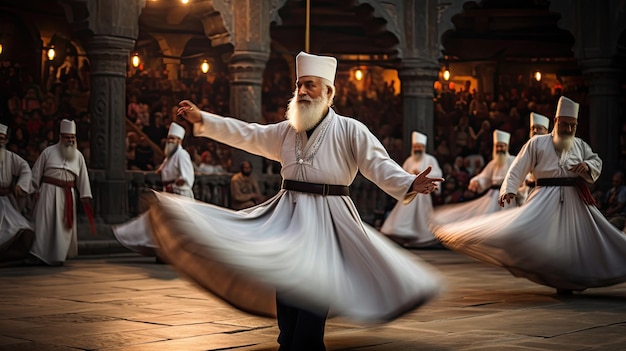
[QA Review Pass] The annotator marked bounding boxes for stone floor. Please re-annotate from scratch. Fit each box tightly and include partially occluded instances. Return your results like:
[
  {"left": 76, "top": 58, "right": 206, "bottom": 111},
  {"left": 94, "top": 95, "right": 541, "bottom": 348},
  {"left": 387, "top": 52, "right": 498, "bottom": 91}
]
[{"left": 1, "top": 249, "right": 626, "bottom": 351}]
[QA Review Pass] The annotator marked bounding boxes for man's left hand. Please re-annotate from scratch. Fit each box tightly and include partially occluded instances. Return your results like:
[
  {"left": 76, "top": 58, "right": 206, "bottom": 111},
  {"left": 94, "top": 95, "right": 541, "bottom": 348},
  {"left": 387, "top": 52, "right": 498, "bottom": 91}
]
[
  {"left": 412, "top": 166, "right": 444, "bottom": 195},
  {"left": 175, "top": 178, "right": 186, "bottom": 186},
  {"left": 569, "top": 162, "right": 589, "bottom": 175}
]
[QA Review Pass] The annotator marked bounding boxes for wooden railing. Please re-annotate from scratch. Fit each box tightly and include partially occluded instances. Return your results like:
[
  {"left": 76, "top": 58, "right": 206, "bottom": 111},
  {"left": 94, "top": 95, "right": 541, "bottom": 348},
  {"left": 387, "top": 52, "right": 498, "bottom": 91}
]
[{"left": 88, "top": 170, "right": 394, "bottom": 227}]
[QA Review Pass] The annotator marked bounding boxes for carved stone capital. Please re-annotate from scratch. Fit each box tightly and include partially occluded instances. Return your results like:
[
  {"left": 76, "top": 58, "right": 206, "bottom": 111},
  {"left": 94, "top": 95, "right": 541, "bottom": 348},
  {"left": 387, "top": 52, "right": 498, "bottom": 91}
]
[
  {"left": 580, "top": 59, "right": 622, "bottom": 97},
  {"left": 85, "top": 36, "right": 136, "bottom": 77},
  {"left": 229, "top": 51, "right": 270, "bottom": 86},
  {"left": 398, "top": 65, "right": 439, "bottom": 97}
]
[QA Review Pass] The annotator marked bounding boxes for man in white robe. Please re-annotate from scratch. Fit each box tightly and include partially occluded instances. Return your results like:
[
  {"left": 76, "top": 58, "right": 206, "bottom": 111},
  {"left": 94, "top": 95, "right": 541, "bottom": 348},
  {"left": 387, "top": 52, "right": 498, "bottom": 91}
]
[
  {"left": 431, "top": 130, "right": 517, "bottom": 227},
  {"left": 435, "top": 96, "right": 626, "bottom": 295},
  {"left": 0, "top": 123, "right": 34, "bottom": 262},
  {"left": 30, "top": 119, "right": 92, "bottom": 266},
  {"left": 380, "top": 131, "right": 443, "bottom": 248},
  {"left": 135, "top": 51, "right": 446, "bottom": 350},
  {"left": 155, "top": 122, "right": 195, "bottom": 198},
  {"left": 518, "top": 112, "right": 551, "bottom": 204},
  {"left": 113, "top": 122, "right": 194, "bottom": 258}
]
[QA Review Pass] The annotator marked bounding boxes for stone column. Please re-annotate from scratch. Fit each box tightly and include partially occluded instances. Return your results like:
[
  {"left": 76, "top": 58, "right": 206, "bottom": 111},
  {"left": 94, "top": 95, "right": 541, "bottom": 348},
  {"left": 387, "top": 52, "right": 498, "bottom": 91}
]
[
  {"left": 85, "top": 35, "right": 136, "bottom": 223},
  {"left": 222, "top": 0, "right": 271, "bottom": 172},
  {"left": 163, "top": 57, "right": 181, "bottom": 81},
  {"left": 398, "top": 65, "right": 439, "bottom": 155},
  {"left": 397, "top": 0, "right": 441, "bottom": 156},
  {"left": 580, "top": 58, "right": 623, "bottom": 182}
]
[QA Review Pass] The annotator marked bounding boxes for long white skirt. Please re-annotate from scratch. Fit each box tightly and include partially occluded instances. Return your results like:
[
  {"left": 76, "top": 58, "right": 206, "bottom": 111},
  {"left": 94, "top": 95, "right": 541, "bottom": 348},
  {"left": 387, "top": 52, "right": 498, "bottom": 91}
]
[
  {"left": 433, "top": 186, "right": 626, "bottom": 290},
  {"left": 431, "top": 189, "right": 516, "bottom": 227},
  {"left": 380, "top": 194, "right": 439, "bottom": 247},
  {"left": 0, "top": 197, "right": 34, "bottom": 261},
  {"left": 136, "top": 190, "right": 443, "bottom": 322}
]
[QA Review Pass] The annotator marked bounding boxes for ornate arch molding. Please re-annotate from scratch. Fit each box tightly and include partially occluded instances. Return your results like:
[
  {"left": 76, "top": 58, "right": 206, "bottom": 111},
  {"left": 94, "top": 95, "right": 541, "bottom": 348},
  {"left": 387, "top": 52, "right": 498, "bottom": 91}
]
[
  {"left": 550, "top": 0, "right": 626, "bottom": 61},
  {"left": 436, "top": 0, "right": 465, "bottom": 56}
]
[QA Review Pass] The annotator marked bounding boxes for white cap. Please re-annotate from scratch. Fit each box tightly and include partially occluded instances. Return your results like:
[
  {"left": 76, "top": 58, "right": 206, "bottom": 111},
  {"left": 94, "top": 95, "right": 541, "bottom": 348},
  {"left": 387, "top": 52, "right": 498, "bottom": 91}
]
[
  {"left": 530, "top": 112, "right": 550, "bottom": 129},
  {"left": 60, "top": 119, "right": 76, "bottom": 135},
  {"left": 296, "top": 51, "right": 337, "bottom": 84},
  {"left": 493, "top": 129, "right": 510, "bottom": 145},
  {"left": 0, "top": 123, "right": 7, "bottom": 135},
  {"left": 168, "top": 122, "right": 185, "bottom": 139},
  {"left": 411, "top": 131, "right": 427, "bottom": 146},
  {"left": 556, "top": 96, "right": 579, "bottom": 119}
]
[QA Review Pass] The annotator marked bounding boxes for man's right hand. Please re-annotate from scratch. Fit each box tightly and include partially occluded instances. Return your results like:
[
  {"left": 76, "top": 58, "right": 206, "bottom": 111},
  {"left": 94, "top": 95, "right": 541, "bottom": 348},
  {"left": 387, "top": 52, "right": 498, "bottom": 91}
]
[
  {"left": 177, "top": 100, "right": 202, "bottom": 124},
  {"left": 498, "top": 193, "right": 516, "bottom": 207}
]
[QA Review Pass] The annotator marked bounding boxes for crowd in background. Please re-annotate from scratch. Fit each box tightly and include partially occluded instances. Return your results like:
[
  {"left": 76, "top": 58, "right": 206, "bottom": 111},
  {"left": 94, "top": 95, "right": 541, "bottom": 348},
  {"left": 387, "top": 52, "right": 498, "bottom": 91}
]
[{"left": 1, "top": 56, "right": 623, "bottom": 213}]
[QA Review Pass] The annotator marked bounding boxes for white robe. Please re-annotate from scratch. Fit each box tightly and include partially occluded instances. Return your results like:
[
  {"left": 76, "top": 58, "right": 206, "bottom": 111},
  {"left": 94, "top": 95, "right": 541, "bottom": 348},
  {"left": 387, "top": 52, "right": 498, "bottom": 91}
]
[
  {"left": 158, "top": 145, "right": 195, "bottom": 198},
  {"left": 134, "top": 108, "right": 443, "bottom": 321},
  {"left": 30, "top": 143, "right": 92, "bottom": 265},
  {"left": 432, "top": 134, "right": 626, "bottom": 290},
  {"left": 431, "top": 154, "right": 517, "bottom": 227},
  {"left": 0, "top": 150, "right": 34, "bottom": 261},
  {"left": 380, "top": 153, "right": 442, "bottom": 247},
  {"left": 113, "top": 146, "right": 195, "bottom": 256}
]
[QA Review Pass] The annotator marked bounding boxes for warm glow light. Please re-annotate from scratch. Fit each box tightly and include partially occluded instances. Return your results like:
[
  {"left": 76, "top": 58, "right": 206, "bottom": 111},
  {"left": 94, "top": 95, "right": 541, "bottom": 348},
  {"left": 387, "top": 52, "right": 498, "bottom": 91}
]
[
  {"left": 443, "top": 69, "right": 450, "bottom": 81},
  {"left": 0, "top": 43, "right": 3, "bottom": 55},
  {"left": 354, "top": 69, "right": 363, "bottom": 81},
  {"left": 131, "top": 53, "right": 140, "bottom": 68},
  {"left": 201, "top": 60, "right": 210, "bottom": 74},
  {"left": 181, "top": 0, "right": 189, "bottom": 4},
  {"left": 47, "top": 47, "right": 56, "bottom": 61},
  {"left": 534, "top": 71, "right": 542, "bottom": 81}
]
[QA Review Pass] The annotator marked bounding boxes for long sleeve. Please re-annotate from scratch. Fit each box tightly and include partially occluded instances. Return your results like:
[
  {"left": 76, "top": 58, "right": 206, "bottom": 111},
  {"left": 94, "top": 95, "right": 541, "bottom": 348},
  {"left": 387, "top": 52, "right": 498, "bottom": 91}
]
[
  {"left": 11, "top": 153, "right": 32, "bottom": 194},
  {"left": 193, "top": 111, "right": 287, "bottom": 162}
]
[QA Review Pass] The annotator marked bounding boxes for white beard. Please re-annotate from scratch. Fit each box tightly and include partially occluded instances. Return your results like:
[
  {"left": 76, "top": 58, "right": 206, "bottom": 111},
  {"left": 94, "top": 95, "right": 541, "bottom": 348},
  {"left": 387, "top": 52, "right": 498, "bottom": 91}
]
[
  {"left": 492, "top": 151, "right": 509, "bottom": 168},
  {"left": 285, "top": 89, "right": 329, "bottom": 133},
  {"left": 164, "top": 142, "right": 178, "bottom": 157},
  {"left": 553, "top": 133, "right": 574, "bottom": 152},
  {"left": 411, "top": 151, "right": 423, "bottom": 162},
  {"left": 61, "top": 143, "right": 77, "bottom": 161},
  {"left": 0, "top": 145, "right": 5, "bottom": 164}
]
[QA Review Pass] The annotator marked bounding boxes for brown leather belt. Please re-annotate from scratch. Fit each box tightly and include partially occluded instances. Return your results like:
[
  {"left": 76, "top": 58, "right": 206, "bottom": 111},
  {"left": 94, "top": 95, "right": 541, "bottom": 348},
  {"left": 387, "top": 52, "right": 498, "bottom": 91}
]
[
  {"left": 525, "top": 180, "right": 536, "bottom": 188},
  {"left": 0, "top": 186, "right": 11, "bottom": 196},
  {"left": 282, "top": 179, "right": 349, "bottom": 196},
  {"left": 42, "top": 176, "right": 75, "bottom": 188},
  {"left": 536, "top": 178, "right": 577, "bottom": 187},
  {"left": 490, "top": 184, "right": 502, "bottom": 190}
]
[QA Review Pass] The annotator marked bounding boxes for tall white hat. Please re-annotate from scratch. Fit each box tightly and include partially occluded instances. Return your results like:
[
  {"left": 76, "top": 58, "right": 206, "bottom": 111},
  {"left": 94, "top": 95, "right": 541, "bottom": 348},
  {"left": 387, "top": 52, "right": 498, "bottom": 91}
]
[
  {"left": 60, "top": 119, "right": 76, "bottom": 134},
  {"left": 530, "top": 112, "right": 550, "bottom": 129},
  {"left": 168, "top": 122, "right": 185, "bottom": 139},
  {"left": 493, "top": 129, "right": 510, "bottom": 145},
  {"left": 296, "top": 51, "right": 338, "bottom": 84},
  {"left": 411, "top": 131, "right": 427, "bottom": 146},
  {"left": 0, "top": 123, "right": 7, "bottom": 135},
  {"left": 555, "top": 96, "right": 579, "bottom": 119}
]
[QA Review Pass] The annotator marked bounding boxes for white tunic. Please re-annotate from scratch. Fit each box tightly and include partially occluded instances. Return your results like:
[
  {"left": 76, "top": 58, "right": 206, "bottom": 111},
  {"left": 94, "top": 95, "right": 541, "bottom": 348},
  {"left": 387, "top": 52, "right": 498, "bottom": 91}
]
[
  {"left": 30, "top": 143, "right": 92, "bottom": 265},
  {"left": 380, "top": 153, "right": 443, "bottom": 247},
  {"left": 159, "top": 145, "right": 195, "bottom": 198},
  {"left": 431, "top": 154, "right": 517, "bottom": 227},
  {"left": 0, "top": 150, "right": 34, "bottom": 259},
  {"left": 432, "top": 134, "right": 626, "bottom": 290},
  {"left": 141, "top": 108, "right": 443, "bottom": 321}
]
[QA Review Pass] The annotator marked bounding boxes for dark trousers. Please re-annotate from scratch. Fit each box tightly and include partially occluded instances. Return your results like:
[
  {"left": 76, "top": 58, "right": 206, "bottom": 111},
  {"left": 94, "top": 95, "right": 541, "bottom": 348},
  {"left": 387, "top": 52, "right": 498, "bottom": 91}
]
[{"left": 276, "top": 294, "right": 328, "bottom": 351}]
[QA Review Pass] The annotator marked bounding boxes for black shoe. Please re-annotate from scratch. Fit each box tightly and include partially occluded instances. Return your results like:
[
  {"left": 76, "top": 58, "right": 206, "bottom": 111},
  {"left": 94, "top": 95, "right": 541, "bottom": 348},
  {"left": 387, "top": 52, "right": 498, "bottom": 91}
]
[
  {"left": 155, "top": 256, "right": 167, "bottom": 264},
  {"left": 556, "top": 288, "right": 573, "bottom": 295}
]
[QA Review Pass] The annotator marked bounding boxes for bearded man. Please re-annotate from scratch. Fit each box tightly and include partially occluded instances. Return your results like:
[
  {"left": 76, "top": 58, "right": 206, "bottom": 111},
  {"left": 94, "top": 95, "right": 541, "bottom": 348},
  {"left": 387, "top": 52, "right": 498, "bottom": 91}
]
[
  {"left": 431, "top": 129, "right": 517, "bottom": 228},
  {"left": 434, "top": 96, "right": 626, "bottom": 295},
  {"left": 116, "top": 51, "right": 445, "bottom": 350},
  {"left": 113, "top": 122, "right": 194, "bottom": 259},
  {"left": 30, "top": 119, "right": 92, "bottom": 266},
  {"left": 380, "top": 131, "right": 443, "bottom": 248},
  {"left": 518, "top": 112, "right": 551, "bottom": 203},
  {"left": 155, "top": 122, "right": 194, "bottom": 198},
  {"left": 0, "top": 123, "right": 35, "bottom": 262}
]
